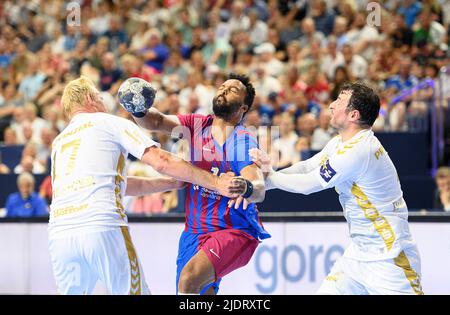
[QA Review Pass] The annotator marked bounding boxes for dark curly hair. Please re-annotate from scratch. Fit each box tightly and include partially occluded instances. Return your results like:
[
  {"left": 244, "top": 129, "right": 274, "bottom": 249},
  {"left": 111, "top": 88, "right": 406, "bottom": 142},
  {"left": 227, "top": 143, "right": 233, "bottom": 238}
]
[
  {"left": 339, "top": 82, "right": 380, "bottom": 127},
  {"left": 228, "top": 73, "right": 255, "bottom": 116}
]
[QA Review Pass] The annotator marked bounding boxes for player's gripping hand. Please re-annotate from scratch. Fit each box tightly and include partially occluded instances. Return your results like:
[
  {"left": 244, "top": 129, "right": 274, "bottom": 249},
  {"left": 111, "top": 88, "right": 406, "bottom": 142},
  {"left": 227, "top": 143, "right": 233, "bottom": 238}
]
[
  {"left": 118, "top": 77, "right": 156, "bottom": 117},
  {"left": 228, "top": 176, "right": 250, "bottom": 210},
  {"left": 215, "top": 172, "right": 241, "bottom": 199},
  {"left": 249, "top": 148, "right": 274, "bottom": 178}
]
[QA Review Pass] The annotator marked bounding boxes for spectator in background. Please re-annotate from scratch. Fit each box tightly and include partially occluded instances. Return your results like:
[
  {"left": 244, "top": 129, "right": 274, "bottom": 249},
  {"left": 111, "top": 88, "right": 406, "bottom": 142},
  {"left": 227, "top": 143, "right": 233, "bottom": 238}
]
[
  {"left": 248, "top": 8, "right": 268, "bottom": 45},
  {"left": 6, "top": 172, "right": 48, "bottom": 217},
  {"left": 104, "top": 15, "right": 129, "bottom": 54},
  {"left": 14, "top": 143, "right": 46, "bottom": 174},
  {"left": 298, "top": 17, "right": 326, "bottom": 49},
  {"left": 413, "top": 6, "right": 447, "bottom": 47},
  {"left": 3, "top": 127, "right": 17, "bottom": 145},
  {"left": 272, "top": 113, "right": 300, "bottom": 169},
  {"left": 434, "top": 166, "right": 450, "bottom": 211},
  {"left": 341, "top": 44, "right": 368, "bottom": 80},
  {"left": 346, "top": 11, "right": 380, "bottom": 62},
  {"left": 398, "top": 0, "right": 422, "bottom": 28},
  {"left": 310, "top": 0, "right": 335, "bottom": 36},
  {"left": 25, "top": 16, "right": 49, "bottom": 53},
  {"left": 139, "top": 28, "right": 170, "bottom": 73},
  {"left": 202, "top": 27, "right": 233, "bottom": 71},
  {"left": 254, "top": 42, "right": 284, "bottom": 77},
  {"left": 385, "top": 55, "right": 419, "bottom": 92},
  {"left": 252, "top": 65, "right": 282, "bottom": 99},
  {"left": 24, "top": 103, "right": 48, "bottom": 144},
  {"left": 311, "top": 109, "right": 335, "bottom": 150},
  {"left": 331, "top": 15, "right": 349, "bottom": 49},
  {"left": 18, "top": 60, "right": 47, "bottom": 102},
  {"left": 99, "top": 52, "right": 122, "bottom": 92},
  {"left": 296, "top": 112, "right": 317, "bottom": 145}
]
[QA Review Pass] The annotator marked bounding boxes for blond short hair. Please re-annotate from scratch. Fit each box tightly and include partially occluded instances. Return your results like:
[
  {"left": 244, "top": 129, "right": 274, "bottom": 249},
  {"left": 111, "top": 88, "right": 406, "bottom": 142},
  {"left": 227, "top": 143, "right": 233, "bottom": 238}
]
[
  {"left": 17, "top": 172, "right": 35, "bottom": 187},
  {"left": 437, "top": 166, "right": 450, "bottom": 178},
  {"left": 61, "top": 76, "right": 98, "bottom": 118}
]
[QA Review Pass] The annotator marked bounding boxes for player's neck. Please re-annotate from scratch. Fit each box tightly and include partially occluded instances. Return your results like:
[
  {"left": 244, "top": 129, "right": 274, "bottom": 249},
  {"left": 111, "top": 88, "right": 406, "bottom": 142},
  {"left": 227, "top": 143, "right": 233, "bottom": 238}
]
[
  {"left": 339, "top": 126, "right": 369, "bottom": 142},
  {"left": 211, "top": 117, "right": 238, "bottom": 146}
]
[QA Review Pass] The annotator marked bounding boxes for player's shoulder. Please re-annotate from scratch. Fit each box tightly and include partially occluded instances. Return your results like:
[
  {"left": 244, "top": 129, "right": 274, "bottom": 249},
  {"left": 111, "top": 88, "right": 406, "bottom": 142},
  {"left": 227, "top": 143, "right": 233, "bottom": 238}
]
[
  {"left": 334, "top": 129, "right": 373, "bottom": 158},
  {"left": 178, "top": 113, "right": 214, "bottom": 128}
]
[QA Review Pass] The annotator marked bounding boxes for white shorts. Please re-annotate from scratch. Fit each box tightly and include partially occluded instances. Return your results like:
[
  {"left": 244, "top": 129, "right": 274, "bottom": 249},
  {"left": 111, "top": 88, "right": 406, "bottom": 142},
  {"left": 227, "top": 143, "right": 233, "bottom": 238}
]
[
  {"left": 48, "top": 226, "right": 150, "bottom": 295},
  {"left": 316, "top": 245, "right": 423, "bottom": 295}
]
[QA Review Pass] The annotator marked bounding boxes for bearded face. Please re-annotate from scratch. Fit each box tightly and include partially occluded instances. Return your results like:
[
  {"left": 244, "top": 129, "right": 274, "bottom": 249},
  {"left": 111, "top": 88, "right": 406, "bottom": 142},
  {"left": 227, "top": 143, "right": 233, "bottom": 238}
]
[{"left": 212, "top": 94, "right": 243, "bottom": 121}]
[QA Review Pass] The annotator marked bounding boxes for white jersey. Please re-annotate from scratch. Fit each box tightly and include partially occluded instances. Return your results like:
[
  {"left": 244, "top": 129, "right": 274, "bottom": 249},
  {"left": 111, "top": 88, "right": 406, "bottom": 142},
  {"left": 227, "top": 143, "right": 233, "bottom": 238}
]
[
  {"left": 49, "top": 112, "right": 158, "bottom": 237},
  {"left": 312, "top": 129, "right": 416, "bottom": 261}
]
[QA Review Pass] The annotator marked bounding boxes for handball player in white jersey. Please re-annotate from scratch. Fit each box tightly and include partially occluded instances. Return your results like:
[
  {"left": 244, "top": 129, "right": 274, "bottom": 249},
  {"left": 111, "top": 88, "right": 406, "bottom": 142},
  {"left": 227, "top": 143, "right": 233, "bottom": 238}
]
[
  {"left": 249, "top": 82, "right": 423, "bottom": 295},
  {"left": 48, "top": 76, "right": 238, "bottom": 295}
]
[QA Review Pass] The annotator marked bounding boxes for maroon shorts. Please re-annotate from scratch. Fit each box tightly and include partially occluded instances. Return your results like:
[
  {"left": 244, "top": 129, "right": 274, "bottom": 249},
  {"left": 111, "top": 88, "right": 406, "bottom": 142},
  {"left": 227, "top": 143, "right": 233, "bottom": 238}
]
[{"left": 198, "top": 229, "right": 259, "bottom": 280}]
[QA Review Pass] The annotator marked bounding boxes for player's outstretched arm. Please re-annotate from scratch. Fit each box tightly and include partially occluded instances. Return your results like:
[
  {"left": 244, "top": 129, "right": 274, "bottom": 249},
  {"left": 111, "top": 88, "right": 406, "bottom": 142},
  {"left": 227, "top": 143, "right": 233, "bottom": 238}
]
[
  {"left": 133, "top": 107, "right": 182, "bottom": 135},
  {"left": 265, "top": 168, "right": 324, "bottom": 195},
  {"left": 141, "top": 146, "right": 239, "bottom": 198},
  {"left": 125, "top": 176, "right": 186, "bottom": 196},
  {"left": 250, "top": 148, "right": 324, "bottom": 176}
]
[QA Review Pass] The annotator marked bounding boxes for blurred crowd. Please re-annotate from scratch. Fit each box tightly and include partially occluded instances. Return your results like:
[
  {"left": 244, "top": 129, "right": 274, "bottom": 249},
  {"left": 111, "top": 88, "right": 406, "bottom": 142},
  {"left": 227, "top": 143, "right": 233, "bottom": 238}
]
[{"left": 0, "top": 0, "right": 450, "bottom": 215}]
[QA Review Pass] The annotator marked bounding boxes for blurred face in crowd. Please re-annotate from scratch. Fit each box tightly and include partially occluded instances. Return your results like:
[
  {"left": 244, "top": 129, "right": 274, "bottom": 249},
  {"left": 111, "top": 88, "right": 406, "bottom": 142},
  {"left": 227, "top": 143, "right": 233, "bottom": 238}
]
[
  {"left": 244, "top": 110, "right": 260, "bottom": 128},
  {"left": 13, "top": 108, "right": 25, "bottom": 123},
  {"left": 436, "top": 170, "right": 450, "bottom": 192},
  {"left": 3, "top": 128, "right": 17, "bottom": 145},
  {"left": 101, "top": 52, "right": 115, "bottom": 71},
  {"left": 280, "top": 115, "right": 294, "bottom": 137},
  {"left": 4, "top": 84, "right": 17, "bottom": 99},
  {"left": 23, "top": 122, "right": 33, "bottom": 142},
  {"left": 342, "top": 45, "right": 353, "bottom": 63},
  {"left": 319, "top": 110, "right": 331, "bottom": 129},
  {"left": 297, "top": 113, "right": 317, "bottom": 136},
  {"left": 334, "top": 16, "right": 348, "bottom": 35},
  {"left": 18, "top": 175, "right": 34, "bottom": 199},
  {"left": 213, "top": 79, "right": 247, "bottom": 122},
  {"left": 20, "top": 156, "right": 35, "bottom": 175},
  {"left": 399, "top": 58, "right": 412, "bottom": 77},
  {"left": 301, "top": 18, "right": 315, "bottom": 35},
  {"left": 353, "top": 13, "right": 366, "bottom": 29}
]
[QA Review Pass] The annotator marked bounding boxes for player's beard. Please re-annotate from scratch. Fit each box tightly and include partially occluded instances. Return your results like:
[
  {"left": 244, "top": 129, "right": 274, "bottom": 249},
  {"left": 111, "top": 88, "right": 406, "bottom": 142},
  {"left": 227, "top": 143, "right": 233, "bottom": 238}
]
[{"left": 212, "top": 95, "right": 241, "bottom": 121}]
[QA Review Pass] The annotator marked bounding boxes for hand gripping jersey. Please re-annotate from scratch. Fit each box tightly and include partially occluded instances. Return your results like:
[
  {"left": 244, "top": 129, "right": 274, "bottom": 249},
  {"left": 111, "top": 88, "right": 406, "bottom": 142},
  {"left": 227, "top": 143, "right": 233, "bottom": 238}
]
[
  {"left": 49, "top": 112, "right": 158, "bottom": 237},
  {"left": 177, "top": 114, "right": 270, "bottom": 241},
  {"left": 312, "top": 129, "right": 416, "bottom": 261}
]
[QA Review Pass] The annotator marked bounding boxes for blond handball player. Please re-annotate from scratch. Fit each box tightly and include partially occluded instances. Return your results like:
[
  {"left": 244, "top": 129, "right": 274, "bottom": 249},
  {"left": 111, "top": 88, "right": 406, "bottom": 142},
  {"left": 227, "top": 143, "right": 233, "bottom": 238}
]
[{"left": 48, "top": 76, "right": 239, "bottom": 295}]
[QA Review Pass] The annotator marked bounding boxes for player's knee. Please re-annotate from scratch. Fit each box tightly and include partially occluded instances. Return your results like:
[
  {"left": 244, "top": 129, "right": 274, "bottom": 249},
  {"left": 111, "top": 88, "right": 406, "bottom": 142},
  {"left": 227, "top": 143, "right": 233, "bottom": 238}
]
[{"left": 178, "top": 267, "right": 202, "bottom": 294}]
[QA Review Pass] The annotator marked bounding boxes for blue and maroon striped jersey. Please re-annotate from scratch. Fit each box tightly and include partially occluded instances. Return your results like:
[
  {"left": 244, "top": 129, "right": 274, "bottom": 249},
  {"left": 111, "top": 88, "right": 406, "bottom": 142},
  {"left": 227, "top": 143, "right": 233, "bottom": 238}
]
[{"left": 177, "top": 114, "right": 270, "bottom": 240}]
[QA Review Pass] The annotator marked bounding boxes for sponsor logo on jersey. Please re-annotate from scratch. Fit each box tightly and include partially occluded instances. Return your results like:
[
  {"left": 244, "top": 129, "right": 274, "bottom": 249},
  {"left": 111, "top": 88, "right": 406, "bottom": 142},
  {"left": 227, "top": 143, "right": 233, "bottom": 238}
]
[{"left": 319, "top": 159, "right": 336, "bottom": 182}]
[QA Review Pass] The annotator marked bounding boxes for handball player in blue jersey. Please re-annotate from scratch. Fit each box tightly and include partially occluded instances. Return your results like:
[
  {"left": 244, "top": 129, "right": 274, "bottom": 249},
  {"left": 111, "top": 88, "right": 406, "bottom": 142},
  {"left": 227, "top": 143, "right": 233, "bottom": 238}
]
[{"left": 127, "top": 73, "right": 270, "bottom": 295}]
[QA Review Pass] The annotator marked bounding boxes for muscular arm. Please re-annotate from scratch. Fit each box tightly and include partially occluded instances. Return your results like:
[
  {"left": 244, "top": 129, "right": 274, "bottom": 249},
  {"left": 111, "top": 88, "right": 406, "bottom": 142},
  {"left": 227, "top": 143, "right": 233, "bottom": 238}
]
[
  {"left": 125, "top": 176, "right": 185, "bottom": 196},
  {"left": 141, "top": 146, "right": 236, "bottom": 198},
  {"left": 133, "top": 108, "right": 181, "bottom": 135},
  {"left": 266, "top": 168, "right": 324, "bottom": 195}
]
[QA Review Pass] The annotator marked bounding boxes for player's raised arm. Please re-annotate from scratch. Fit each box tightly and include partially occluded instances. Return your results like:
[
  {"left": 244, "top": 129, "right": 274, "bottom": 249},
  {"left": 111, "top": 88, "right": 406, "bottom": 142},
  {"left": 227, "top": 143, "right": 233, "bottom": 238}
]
[
  {"left": 134, "top": 107, "right": 181, "bottom": 135},
  {"left": 118, "top": 77, "right": 181, "bottom": 134},
  {"left": 125, "top": 176, "right": 186, "bottom": 196}
]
